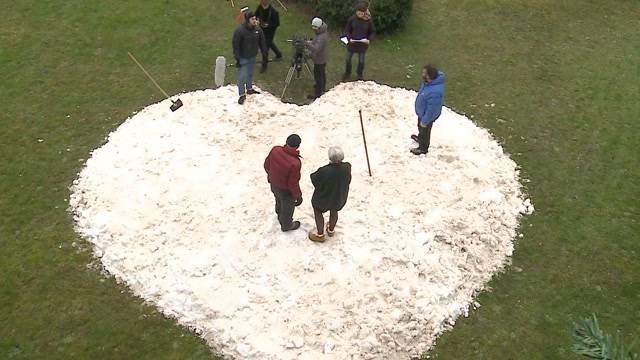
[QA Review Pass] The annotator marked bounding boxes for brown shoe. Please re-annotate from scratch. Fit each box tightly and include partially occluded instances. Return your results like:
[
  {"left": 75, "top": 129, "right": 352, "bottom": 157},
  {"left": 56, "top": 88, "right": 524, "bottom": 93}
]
[
  {"left": 325, "top": 224, "right": 335, "bottom": 237},
  {"left": 308, "top": 231, "right": 326, "bottom": 242}
]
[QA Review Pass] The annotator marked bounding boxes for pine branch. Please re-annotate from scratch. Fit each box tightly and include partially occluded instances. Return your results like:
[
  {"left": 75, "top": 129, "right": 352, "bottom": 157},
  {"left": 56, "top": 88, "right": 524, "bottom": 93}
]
[{"left": 573, "top": 314, "right": 639, "bottom": 360}]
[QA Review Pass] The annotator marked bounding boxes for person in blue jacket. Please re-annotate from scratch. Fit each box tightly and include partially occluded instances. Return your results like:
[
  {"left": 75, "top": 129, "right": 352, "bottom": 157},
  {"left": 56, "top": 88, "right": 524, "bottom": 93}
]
[{"left": 411, "top": 64, "right": 445, "bottom": 155}]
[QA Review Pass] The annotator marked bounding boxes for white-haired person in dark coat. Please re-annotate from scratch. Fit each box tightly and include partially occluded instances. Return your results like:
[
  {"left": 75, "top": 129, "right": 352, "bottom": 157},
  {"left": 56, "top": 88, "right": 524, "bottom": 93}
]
[{"left": 308, "top": 146, "right": 352, "bottom": 242}]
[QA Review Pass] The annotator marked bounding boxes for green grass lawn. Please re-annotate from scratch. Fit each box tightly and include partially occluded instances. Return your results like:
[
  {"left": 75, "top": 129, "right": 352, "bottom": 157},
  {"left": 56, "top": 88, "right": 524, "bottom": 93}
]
[{"left": 1, "top": 0, "right": 638, "bottom": 359}]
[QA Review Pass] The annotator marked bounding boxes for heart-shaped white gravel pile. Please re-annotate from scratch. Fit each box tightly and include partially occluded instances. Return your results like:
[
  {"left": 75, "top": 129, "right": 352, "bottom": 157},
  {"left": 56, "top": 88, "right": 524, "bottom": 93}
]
[{"left": 70, "top": 82, "right": 533, "bottom": 359}]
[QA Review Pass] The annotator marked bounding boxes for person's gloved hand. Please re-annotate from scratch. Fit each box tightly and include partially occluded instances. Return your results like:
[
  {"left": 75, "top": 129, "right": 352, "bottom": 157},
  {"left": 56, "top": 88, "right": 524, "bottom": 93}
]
[{"left": 294, "top": 197, "right": 303, "bottom": 206}]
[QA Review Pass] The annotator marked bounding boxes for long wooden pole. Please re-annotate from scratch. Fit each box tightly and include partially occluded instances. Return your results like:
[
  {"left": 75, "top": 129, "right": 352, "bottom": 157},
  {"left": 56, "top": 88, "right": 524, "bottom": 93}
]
[
  {"left": 274, "top": 0, "right": 288, "bottom": 12},
  {"left": 127, "top": 52, "right": 171, "bottom": 100},
  {"left": 359, "top": 109, "right": 372, "bottom": 177}
]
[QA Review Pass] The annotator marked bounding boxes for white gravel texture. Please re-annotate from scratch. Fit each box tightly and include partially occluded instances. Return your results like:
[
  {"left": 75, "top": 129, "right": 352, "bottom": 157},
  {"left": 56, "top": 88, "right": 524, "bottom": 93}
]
[{"left": 69, "top": 82, "right": 534, "bottom": 359}]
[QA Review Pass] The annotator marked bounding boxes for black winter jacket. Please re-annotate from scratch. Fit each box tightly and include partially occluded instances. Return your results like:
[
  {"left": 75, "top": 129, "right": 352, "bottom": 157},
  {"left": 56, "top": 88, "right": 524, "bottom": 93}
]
[
  {"left": 255, "top": 5, "right": 280, "bottom": 31},
  {"left": 232, "top": 23, "right": 267, "bottom": 60},
  {"left": 344, "top": 15, "right": 375, "bottom": 53},
  {"left": 310, "top": 162, "right": 352, "bottom": 211}
]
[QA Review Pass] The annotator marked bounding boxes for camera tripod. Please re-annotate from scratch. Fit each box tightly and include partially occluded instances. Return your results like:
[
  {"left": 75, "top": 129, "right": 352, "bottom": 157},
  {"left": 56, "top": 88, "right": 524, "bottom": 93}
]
[{"left": 280, "top": 52, "right": 313, "bottom": 100}]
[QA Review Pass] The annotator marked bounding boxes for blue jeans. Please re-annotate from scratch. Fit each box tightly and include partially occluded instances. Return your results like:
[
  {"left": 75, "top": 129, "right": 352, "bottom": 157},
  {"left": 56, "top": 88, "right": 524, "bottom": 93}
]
[
  {"left": 345, "top": 51, "right": 366, "bottom": 77},
  {"left": 237, "top": 57, "right": 256, "bottom": 96}
]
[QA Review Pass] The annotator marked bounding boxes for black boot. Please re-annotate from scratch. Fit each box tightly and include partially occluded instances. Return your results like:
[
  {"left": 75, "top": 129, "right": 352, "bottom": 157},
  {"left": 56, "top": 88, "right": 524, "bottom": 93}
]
[
  {"left": 281, "top": 221, "right": 301, "bottom": 232},
  {"left": 410, "top": 147, "right": 428, "bottom": 155}
]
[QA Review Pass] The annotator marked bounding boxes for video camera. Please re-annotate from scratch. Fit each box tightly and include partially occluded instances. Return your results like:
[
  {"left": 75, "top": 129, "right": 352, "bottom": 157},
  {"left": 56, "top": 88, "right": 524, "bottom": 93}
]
[
  {"left": 280, "top": 35, "right": 313, "bottom": 100},
  {"left": 287, "top": 35, "right": 310, "bottom": 77}
]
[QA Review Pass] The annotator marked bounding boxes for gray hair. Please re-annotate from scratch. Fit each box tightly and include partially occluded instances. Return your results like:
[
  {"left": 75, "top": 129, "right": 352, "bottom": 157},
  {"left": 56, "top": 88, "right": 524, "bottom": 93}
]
[{"left": 328, "top": 146, "right": 344, "bottom": 163}]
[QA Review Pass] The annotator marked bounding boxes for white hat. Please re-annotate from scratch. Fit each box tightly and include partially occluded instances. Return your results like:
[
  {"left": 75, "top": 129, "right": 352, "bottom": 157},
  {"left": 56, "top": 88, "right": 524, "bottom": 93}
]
[{"left": 311, "top": 17, "right": 323, "bottom": 29}]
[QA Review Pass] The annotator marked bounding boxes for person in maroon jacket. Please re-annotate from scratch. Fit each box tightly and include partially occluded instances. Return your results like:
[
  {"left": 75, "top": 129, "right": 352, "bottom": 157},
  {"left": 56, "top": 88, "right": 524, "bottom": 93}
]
[{"left": 264, "top": 134, "right": 303, "bottom": 231}]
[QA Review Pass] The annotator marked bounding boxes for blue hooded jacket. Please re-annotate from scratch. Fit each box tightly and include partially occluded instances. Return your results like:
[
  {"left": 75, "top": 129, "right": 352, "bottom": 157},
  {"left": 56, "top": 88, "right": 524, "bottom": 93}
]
[{"left": 414, "top": 71, "right": 445, "bottom": 125}]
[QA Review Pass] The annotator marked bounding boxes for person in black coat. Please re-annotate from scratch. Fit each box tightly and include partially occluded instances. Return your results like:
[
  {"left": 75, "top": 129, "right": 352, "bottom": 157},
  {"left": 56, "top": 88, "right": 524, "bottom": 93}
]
[
  {"left": 308, "top": 146, "right": 352, "bottom": 242},
  {"left": 255, "top": 0, "right": 282, "bottom": 73},
  {"left": 232, "top": 11, "right": 267, "bottom": 104}
]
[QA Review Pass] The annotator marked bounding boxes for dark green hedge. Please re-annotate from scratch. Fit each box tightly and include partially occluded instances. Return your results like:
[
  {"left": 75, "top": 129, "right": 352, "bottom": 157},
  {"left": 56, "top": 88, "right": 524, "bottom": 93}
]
[{"left": 296, "top": 0, "right": 413, "bottom": 34}]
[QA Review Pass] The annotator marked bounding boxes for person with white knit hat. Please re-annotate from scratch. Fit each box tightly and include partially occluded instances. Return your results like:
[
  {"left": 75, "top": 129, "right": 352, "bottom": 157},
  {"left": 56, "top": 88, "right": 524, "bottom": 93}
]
[{"left": 305, "top": 17, "right": 329, "bottom": 100}]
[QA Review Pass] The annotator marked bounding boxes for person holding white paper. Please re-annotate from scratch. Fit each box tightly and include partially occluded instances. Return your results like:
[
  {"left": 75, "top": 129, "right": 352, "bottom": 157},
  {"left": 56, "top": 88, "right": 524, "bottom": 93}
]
[{"left": 342, "top": 1, "right": 375, "bottom": 81}]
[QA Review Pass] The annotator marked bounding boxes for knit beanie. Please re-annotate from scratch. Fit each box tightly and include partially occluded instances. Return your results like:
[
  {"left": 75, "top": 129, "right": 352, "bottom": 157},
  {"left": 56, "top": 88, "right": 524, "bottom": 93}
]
[
  {"left": 311, "top": 17, "right": 323, "bottom": 29},
  {"left": 286, "top": 134, "right": 302, "bottom": 148}
]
